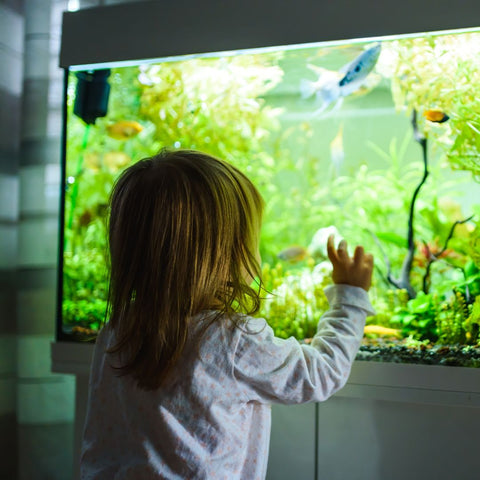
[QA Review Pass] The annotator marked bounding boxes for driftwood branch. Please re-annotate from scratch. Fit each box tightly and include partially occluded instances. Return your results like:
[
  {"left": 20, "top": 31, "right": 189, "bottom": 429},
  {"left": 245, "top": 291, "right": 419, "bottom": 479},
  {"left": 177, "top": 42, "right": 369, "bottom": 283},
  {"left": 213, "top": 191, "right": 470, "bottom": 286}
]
[
  {"left": 422, "top": 215, "right": 474, "bottom": 294},
  {"left": 387, "top": 109, "right": 428, "bottom": 298}
]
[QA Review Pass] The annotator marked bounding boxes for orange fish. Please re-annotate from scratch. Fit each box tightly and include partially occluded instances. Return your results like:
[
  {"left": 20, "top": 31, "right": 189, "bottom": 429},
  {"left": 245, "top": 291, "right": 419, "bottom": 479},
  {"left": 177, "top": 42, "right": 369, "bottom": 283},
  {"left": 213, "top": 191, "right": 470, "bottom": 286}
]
[
  {"left": 106, "top": 120, "right": 143, "bottom": 140},
  {"left": 277, "top": 246, "right": 309, "bottom": 263},
  {"left": 423, "top": 109, "right": 449, "bottom": 123}
]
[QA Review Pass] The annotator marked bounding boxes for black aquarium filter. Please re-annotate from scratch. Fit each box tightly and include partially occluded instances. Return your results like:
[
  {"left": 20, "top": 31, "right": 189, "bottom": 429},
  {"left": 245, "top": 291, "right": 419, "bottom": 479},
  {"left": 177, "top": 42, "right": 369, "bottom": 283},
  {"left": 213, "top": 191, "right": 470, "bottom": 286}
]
[{"left": 73, "top": 69, "right": 111, "bottom": 124}]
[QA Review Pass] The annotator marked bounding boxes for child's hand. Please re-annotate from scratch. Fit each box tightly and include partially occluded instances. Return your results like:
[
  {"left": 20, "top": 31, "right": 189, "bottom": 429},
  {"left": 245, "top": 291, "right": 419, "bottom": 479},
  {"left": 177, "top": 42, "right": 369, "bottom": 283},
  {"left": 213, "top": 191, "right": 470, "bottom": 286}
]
[{"left": 327, "top": 234, "right": 374, "bottom": 291}]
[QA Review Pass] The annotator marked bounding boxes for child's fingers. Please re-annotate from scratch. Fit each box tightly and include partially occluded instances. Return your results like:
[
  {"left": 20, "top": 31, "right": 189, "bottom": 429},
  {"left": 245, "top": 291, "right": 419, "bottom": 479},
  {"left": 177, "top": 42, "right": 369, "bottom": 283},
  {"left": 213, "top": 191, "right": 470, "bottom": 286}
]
[
  {"left": 365, "top": 252, "right": 374, "bottom": 266},
  {"left": 327, "top": 234, "right": 338, "bottom": 264},
  {"left": 336, "top": 239, "right": 348, "bottom": 261},
  {"left": 353, "top": 245, "right": 365, "bottom": 264}
]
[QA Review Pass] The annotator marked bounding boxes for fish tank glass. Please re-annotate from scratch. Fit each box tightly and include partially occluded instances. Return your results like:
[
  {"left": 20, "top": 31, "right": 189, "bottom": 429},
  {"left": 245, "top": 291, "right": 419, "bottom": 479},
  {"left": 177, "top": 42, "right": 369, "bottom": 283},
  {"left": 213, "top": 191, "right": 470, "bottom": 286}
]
[{"left": 60, "top": 27, "right": 480, "bottom": 368}]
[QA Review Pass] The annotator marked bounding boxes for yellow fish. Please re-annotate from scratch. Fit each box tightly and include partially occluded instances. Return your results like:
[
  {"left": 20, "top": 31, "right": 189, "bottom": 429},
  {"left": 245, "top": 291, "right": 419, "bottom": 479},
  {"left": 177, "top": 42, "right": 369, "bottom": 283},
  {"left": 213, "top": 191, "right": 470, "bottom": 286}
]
[
  {"left": 84, "top": 152, "right": 101, "bottom": 172},
  {"left": 106, "top": 120, "right": 143, "bottom": 140},
  {"left": 423, "top": 109, "right": 449, "bottom": 123},
  {"left": 329, "top": 124, "right": 344, "bottom": 176},
  {"left": 277, "top": 246, "right": 309, "bottom": 263},
  {"left": 103, "top": 151, "right": 132, "bottom": 172},
  {"left": 364, "top": 325, "right": 401, "bottom": 337}
]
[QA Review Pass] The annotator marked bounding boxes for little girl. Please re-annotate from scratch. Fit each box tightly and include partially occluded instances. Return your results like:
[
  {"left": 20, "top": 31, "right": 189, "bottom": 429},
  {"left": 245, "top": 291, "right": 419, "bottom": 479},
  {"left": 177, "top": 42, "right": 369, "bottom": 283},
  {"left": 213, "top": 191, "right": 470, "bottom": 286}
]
[{"left": 80, "top": 149, "right": 374, "bottom": 480}]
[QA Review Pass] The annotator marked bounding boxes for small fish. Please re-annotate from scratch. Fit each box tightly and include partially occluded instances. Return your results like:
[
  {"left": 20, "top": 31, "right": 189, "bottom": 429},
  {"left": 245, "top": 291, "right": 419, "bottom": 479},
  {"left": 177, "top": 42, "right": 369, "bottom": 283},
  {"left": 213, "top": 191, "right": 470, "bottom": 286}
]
[
  {"left": 84, "top": 152, "right": 101, "bottom": 172},
  {"left": 106, "top": 120, "right": 143, "bottom": 140},
  {"left": 277, "top": 246, "right": 309, "bottom": 263},
  {"left": 423, "top": 109, "right": 449, "bottom": 123},
  {"left": 337, "top": 43, "right": 382, "bottom": 93},
  {"left": 364, "top": 325, "right": 402, "bottom": 337},
  {"left": 300, "top": 43, "right": 381, "bottom": 115},
  {"left": 103, "top": 151, "right": 132, "bottom": 172},
  {"left": 329, "top": 124, "right": 344, "bottom": 176},
  {"left": 78, "top": 209, "right": 93, "bottom": 227}
]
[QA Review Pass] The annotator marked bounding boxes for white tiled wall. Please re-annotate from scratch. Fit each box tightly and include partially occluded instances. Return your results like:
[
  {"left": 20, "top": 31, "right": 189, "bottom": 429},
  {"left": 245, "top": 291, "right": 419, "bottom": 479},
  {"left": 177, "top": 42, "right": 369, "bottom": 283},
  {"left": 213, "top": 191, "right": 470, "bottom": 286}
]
[
  {"left": 0, "top": 224, "right": 18, "bottom": 269},
  {"left": 0, "top": 378, "right": 16, "bottom": 417},
  {"left": 17, "top": 287, "right": 57, "bottom": 332},
  {"left": 0, "top": 174, "right": 19, "bottom": 221},
  {"left": 17, "top": 377, "right": 75, "bottom": 424},
  {"left": 20, "top": 164, "right": 60, "bottom": 215},
  {"left": 18, "top": 217, "right": 59, "bottom": 267},
  {"left": 0, "top": 4, "right": 24, "bottom": 96},
  {"left": 17, "top": 334, "right": 74, "bottom": 424}
]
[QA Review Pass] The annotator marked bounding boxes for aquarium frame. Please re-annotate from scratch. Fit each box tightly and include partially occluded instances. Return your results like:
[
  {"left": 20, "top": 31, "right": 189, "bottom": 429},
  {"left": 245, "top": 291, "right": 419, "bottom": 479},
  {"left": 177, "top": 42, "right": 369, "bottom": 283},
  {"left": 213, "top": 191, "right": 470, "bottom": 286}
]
[
  {"left": 56, "top": 0, "right": 480, "bottom": 388},
  {"left": 60, "top": 0, "right": 480, "bottom": 68},
  {"left": 56, "top": 68, "right": 70, "bottom": 342}
]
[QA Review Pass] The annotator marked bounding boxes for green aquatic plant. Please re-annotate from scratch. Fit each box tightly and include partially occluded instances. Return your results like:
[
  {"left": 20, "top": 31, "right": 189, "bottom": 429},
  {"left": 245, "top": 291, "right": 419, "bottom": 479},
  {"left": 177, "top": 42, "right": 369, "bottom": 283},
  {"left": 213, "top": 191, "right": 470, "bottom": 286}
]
[
  {"left": 63, "top": 55, "right": 285, "bottom": 330},
  {"left": 137, "top": 55, "right": 284, "bottom": 185},
  {"left": 62, "top": 247, "right": 108, "bottom": 328},
  {"left": 368, "top": 288, "right": 410, "bottom": 327},
  {"left": 378, "top": 32, "right": 480, "bottom": 177},
  {"left": 390, "top": 291, "right": 440, "bottom": 341},
  {"left": 403, "top": 335, "right": 431, "bottom": 349},
  {"left": 436, "top": 291, "right": 469, "bottom": 345},
  {"left": 464, "top": 295, "right": 480, "bottom": 344},
  {"left": 259, "top": 262, "right": 332, "bottom": 340}
]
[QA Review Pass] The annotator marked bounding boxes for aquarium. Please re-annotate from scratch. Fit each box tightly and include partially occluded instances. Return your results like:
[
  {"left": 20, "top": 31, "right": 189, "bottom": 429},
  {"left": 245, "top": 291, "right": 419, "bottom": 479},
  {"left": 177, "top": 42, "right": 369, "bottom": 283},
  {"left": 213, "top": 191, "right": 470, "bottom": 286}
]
[{"left": 59, "top": 27, "right": 480, "bottom": 368}]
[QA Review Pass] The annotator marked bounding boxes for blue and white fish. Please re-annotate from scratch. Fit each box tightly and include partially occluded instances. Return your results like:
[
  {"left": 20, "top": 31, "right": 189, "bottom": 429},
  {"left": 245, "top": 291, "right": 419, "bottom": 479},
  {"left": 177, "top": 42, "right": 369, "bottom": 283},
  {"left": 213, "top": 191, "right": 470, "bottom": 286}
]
[{"left": 300, "top": 43, "right": 381, "bottom": 115}]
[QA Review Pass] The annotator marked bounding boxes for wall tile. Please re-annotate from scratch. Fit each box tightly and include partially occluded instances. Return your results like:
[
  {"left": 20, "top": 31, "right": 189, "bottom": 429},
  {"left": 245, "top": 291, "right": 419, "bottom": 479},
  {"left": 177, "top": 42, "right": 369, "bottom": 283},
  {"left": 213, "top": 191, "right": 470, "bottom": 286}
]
[
  {"left": 17, "top": 286, "right": 57, "bottom": 335},
  {"left": 47, "top": 106, "right": 63, "bottom": 138},
  {"left": 48, "top": 70, "right": 65, "bottom": 107},
  {"left": 51, "top": 1, "right": 67, "bottom": 36},
  {"left": 20, "top": 137, "right": 61, "bottom": 166},
  {"left": 21, "top": 78, "right": 49, "bottom": 140},
  {"left": 0, "top": 149, "right": 20, "bottom": 176},
  {"left": 0, "top": 224, "right": 18, "bottom": 269},
  {"left": 24, "top": 0, "right": 51, "bottom": 36},
  {"left": 17, "top": 334, "right": 54, "bottom": 378},
  {"left": 0, "top": 377, "right": 16, "bottom": 416},
  {"left": 0, "top": 413, "right": 17, "bottom": 480},
  {"left": 0, "top": 173, "right": 19, "bottom": 221},
  {"left": 18, "top": 216, "right": 58, "bottom": 267},
  {"left": 24, "top": 37, "right": 50, "bottom": 80},
  {"left": 17, "top": 375, "right": 75, "bottom": 424},
  {"left": 0, "top": 3, "right": 24, "bottom": 53},
  {"left": 0, "top": 46, "right": 24, "bottom": 96},
  {"left": 0, "top": 89, "right": 22, "bottom": 156},
  {"left": 16, "top": 266, "right": 57, "bottom": 289},
  {"left": 1, "top": 0, "right": 24, "bottom": 15},
  {"left": 20, "top": 164, "right": 60, "bottom": 215},
  {"left": 0, "top": 282, "right": 17, "bottom": 333},
  {"left": 18, "top": 422, "right": 74, "bottom": 480},
  {"left": 0, "top": 334, "right": 17, "bottom": 377}
]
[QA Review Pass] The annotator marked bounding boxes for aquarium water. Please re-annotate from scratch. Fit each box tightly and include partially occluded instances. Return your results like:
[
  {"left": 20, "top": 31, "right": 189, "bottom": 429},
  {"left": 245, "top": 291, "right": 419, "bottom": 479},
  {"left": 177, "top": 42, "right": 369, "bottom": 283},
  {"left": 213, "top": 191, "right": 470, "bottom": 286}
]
[{"left": 61, "top": 27, "right": 480, "bottom": 367}]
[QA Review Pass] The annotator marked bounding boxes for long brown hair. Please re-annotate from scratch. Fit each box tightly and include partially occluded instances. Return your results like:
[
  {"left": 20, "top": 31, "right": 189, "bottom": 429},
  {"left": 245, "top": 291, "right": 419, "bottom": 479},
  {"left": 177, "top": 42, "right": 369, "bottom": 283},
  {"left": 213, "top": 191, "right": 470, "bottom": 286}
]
[{"left": 105, "top": 149, "right": 264, "bottom": 390}]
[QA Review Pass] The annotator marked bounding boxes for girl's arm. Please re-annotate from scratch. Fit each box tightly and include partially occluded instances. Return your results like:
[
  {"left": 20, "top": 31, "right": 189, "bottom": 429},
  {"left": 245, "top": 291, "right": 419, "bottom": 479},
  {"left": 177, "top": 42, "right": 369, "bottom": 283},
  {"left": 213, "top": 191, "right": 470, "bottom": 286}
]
[{"left": 233, "top": 235, "right": 374, "bottom": 404}]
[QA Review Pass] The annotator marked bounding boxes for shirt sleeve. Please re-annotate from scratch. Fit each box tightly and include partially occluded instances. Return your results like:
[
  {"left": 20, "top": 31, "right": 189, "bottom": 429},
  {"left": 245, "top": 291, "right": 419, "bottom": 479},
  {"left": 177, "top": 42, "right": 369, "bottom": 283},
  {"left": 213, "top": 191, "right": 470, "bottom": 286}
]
[{"left": 233, "top": 284, "right": 375, "bottom": 405}]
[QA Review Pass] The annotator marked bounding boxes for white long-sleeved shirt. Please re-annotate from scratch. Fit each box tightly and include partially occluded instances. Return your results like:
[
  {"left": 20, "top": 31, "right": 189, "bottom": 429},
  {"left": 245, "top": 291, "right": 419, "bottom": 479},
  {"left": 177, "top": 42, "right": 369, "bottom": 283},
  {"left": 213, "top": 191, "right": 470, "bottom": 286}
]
[{"left": 80, "top": 284, "right": 374, "bottom": 480}]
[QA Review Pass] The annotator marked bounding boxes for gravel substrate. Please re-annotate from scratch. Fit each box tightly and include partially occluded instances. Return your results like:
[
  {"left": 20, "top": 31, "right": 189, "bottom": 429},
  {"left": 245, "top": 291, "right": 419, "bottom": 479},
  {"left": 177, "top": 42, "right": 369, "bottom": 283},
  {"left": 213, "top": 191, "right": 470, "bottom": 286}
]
[{"left": 357, "top": 339, "right": 480, "bottom": 367}]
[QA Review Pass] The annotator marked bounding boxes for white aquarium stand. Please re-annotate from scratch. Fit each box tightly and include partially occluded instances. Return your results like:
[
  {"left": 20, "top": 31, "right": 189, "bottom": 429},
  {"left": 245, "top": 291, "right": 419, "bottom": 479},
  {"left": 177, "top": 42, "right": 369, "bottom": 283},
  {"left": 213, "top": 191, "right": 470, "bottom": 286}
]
[{"left": 51, "top": 341, "right": 480, "bottom": 480}]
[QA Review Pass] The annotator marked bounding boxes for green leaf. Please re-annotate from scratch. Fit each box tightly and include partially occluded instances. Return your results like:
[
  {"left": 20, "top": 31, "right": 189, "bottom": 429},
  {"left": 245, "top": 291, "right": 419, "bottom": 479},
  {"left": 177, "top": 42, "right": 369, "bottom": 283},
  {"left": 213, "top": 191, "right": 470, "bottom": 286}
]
[{"left": 375, "top": 232, "right": 407, "bottom": 248}]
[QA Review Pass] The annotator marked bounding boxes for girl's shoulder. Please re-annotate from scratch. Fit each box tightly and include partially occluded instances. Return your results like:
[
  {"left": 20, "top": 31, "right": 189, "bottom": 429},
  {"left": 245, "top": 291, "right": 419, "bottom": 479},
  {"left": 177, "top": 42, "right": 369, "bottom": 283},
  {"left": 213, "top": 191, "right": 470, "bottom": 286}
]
[{"left": 191, "top": 310, "right": 269, "bottom": 343}]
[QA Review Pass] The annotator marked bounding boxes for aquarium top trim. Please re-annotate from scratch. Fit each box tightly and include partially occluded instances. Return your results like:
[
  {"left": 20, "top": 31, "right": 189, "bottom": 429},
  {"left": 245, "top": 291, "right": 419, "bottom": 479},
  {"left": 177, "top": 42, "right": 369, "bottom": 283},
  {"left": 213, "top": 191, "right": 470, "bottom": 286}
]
[
  {"left": 60, "top": 0, "right": 480, "bottom": 68},
  {"left": 66, "top": 26, "right": 480, "bottom": 72}
]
